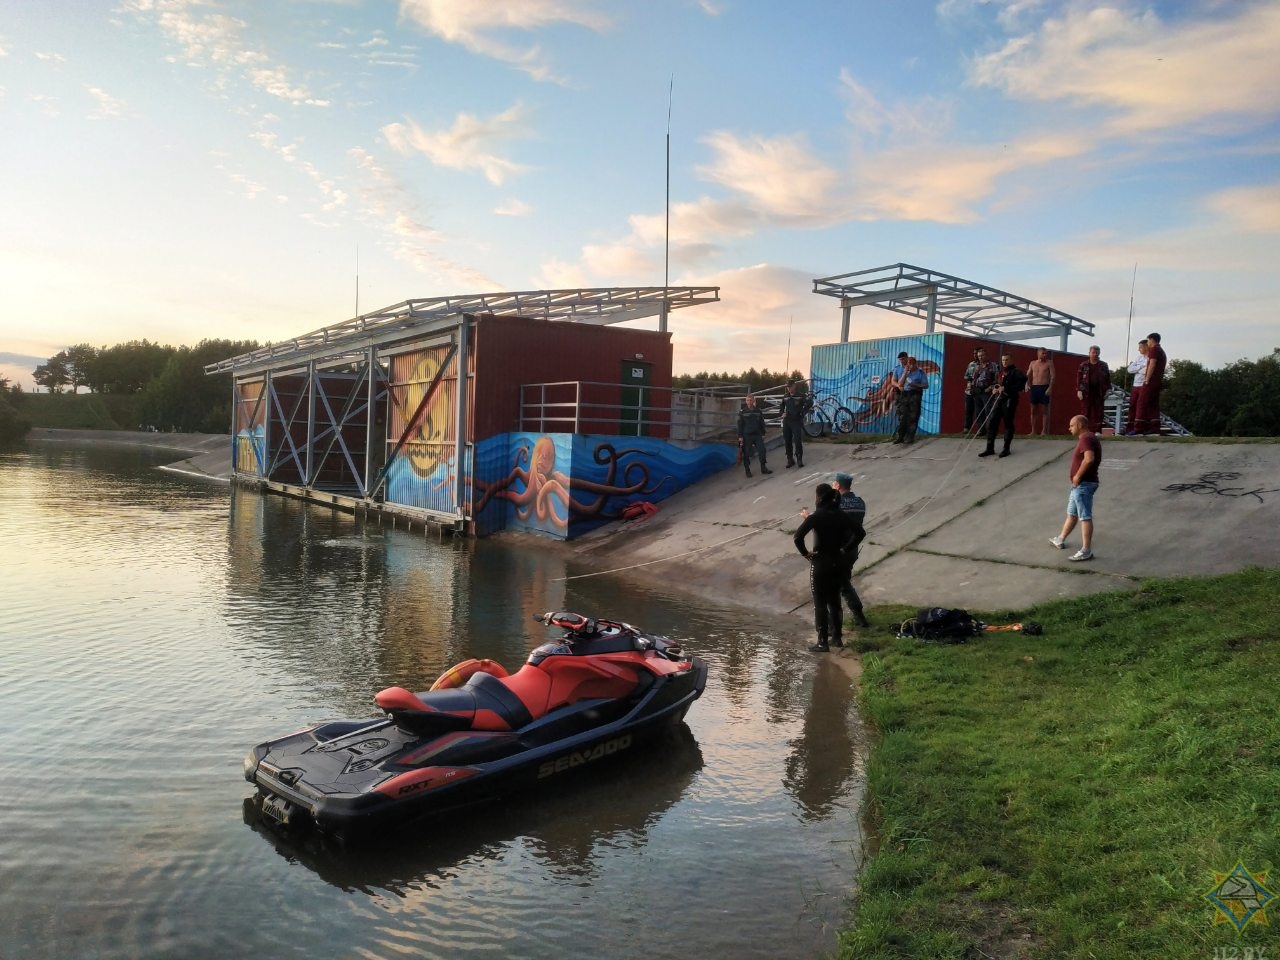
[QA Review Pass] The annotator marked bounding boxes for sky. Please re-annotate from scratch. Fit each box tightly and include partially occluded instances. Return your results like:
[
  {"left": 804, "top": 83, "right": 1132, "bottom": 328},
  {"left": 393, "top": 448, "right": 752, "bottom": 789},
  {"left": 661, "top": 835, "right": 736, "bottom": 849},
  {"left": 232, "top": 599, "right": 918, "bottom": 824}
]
[{"left": 2, "top": 0, "right": 1278, "bottom": 390}]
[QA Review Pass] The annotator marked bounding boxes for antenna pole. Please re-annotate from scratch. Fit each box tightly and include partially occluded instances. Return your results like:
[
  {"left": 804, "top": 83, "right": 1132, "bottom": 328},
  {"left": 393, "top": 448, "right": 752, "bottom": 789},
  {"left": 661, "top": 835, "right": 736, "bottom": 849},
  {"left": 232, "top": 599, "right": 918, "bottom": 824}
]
[
  {"left": 785, "top": 315, "right": 792, "bottom": 375},
  {"left": 1123, "top": 264, "right": 1137, "bottom": 372},
  {"left": 660, "top": 77, "right": 672, "bottom": 334},
  {"left": 355, "top": 243, "right": 360, "bottom": 320}
]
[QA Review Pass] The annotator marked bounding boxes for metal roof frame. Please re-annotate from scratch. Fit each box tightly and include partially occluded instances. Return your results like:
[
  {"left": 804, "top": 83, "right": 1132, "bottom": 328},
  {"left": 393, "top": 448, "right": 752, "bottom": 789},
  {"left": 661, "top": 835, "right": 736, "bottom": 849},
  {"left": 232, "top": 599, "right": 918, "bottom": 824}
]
[
  {"left": 812, "top": 263, "right": 1093, "bottom": 349},
  {"left": 205, "top": 286, "right": 719, "bottom": 376}
]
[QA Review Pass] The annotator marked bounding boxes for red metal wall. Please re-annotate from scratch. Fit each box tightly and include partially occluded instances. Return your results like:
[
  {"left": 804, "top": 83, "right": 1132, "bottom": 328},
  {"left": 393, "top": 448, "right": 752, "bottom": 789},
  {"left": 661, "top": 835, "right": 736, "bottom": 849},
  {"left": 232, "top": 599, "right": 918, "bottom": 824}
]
[
  {"left": 471, "top": 314, "right": 674, "bottom": 440},
  {"left": 940, "top": 334, "right": 1090, "bottom": 435}
]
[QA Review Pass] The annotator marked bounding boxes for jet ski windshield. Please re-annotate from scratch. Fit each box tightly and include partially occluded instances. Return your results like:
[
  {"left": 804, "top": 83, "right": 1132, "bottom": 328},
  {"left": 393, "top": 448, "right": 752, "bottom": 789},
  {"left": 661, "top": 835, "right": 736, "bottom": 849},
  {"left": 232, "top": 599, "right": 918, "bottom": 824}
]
[{"left": 527, "top": 641, "right": 573, "bottom": 666}]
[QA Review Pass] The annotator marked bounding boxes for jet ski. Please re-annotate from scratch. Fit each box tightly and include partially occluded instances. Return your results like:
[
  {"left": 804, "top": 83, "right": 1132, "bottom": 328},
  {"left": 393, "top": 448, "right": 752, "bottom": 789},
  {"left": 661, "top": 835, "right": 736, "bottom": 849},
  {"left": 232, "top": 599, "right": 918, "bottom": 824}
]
[{"left": 243, "top": 611, "right": 708, "bottom": 835}]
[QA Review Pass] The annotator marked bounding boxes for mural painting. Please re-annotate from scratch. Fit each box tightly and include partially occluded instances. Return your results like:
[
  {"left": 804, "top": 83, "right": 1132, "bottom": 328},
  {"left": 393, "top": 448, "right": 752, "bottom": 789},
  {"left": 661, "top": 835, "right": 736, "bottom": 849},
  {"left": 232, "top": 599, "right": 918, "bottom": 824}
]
[
  {"left": 471, "top": 433, "right": 736, "bottom": 540},
  {"left": 810, "top": 334, "right": 945, "bottom": 436},
  {"left": 383, "top": 346, "right": 461, "bottom": 515},
  {"left": 233, "top": 378, "right": 266, "bottom": 477}
]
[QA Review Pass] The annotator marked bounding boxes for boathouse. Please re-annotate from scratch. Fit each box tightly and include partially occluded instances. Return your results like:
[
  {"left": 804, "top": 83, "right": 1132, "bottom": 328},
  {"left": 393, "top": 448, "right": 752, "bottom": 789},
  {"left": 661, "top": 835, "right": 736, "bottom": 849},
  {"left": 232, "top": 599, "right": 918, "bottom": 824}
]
[{"left": 206, "top": 288, "right": 738, "bottom": 540}]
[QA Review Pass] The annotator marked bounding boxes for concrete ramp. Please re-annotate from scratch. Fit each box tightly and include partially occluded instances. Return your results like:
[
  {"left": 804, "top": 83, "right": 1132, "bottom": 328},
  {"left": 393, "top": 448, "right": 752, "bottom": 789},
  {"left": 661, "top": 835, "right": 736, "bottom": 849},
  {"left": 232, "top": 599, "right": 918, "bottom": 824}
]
[{"left": 573, "top": 437, "right": 1280, "bottom": 618}]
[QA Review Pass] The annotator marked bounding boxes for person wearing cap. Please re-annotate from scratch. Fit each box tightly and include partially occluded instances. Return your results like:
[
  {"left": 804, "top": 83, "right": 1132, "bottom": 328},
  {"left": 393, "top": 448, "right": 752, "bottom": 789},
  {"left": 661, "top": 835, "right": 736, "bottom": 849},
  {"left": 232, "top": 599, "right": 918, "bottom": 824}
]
[
  {"left": 834, "top": 472, "right": 871, "bottom": 628},
  {"left": 891, "top": 356, "right": 928, "bottom": 444},
  {"left": 778, "top": 378, "right": 812, "bottom": 469}
]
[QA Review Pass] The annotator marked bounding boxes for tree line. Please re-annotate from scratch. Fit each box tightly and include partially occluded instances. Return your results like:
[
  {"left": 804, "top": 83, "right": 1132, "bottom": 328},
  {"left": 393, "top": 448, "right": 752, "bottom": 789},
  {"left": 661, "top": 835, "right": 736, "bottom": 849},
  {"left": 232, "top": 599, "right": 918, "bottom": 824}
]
[
  {"left": 4, "top": 346, "right": 1278, "bottom": 442},
  {"left": 1162, "top": 348, "right": 1280, "bottom": 437},
  {"left": 13, "top": 338, "right": 259, "bottom": 435}
]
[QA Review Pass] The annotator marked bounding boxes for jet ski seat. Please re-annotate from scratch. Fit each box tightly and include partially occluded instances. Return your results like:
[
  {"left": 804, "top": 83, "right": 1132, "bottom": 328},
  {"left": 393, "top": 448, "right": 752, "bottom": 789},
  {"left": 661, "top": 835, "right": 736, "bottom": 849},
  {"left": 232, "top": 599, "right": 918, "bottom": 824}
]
[{"left": 465, "top": 670, "right": 533, "bottom": 730}]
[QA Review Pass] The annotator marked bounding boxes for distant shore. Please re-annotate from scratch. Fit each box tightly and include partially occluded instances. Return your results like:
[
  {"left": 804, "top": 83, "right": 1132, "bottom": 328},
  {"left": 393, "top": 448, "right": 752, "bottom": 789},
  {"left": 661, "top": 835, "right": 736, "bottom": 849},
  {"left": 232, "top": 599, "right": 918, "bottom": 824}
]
[{"left": 27, "top": 428, "right": 234, "bottom": 481}]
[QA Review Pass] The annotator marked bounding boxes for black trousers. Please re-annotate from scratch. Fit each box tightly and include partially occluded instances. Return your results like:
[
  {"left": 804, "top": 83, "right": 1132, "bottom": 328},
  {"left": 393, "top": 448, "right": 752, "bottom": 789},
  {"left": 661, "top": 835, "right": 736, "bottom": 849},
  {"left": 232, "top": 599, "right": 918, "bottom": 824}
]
[
  {"left": 985, "top": 395, "right": 1018, "bottom": 452},
  {"left": 810, "top": 557, "right": 844, "bottom": 644},
  {"left": 782, "top": 420, "right": 804, "bottom": 464},
  {"left": 840, "top": 557, "right": 864, "bottom": 614},
  {"left": 742, "top": 433, "right": 766, "bottom": 471}
]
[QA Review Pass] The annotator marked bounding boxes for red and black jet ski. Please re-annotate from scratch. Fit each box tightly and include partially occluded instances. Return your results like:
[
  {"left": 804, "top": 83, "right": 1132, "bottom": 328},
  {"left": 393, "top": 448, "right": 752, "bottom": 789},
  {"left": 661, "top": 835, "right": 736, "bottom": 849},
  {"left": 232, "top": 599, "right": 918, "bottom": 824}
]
[{"left": 243, "top": 612, "right": 708, "bottom": 834}]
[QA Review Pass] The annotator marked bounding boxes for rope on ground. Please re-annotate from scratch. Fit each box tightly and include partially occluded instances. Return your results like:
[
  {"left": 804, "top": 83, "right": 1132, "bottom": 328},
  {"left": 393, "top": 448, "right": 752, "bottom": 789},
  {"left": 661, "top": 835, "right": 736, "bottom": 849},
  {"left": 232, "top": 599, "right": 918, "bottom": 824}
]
[
  {"left": 881, "top": 407, "right": 994, "bottom": 534},
  {"left": 555, "top": 517, "right": 787, "bottom": 581}
]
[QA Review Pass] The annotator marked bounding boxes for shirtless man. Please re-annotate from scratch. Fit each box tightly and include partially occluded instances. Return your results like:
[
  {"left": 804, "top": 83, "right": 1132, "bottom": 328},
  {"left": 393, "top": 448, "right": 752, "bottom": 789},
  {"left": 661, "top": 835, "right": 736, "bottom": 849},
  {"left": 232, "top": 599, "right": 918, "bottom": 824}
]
[{"left": 1026, "top": 347, "right": 1054, "bottom": 436}]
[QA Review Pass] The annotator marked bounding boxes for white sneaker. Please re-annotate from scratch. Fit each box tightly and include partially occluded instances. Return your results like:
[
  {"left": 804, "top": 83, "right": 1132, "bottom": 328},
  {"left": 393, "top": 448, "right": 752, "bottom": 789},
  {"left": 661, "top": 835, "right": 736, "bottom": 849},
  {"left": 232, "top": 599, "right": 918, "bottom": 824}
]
[
  {"left": 1049, "top": 536, "right": 1065, "bottom": 549},
  {"left": 1069, "top": 549, "right": 1094, "bottom": 562}
]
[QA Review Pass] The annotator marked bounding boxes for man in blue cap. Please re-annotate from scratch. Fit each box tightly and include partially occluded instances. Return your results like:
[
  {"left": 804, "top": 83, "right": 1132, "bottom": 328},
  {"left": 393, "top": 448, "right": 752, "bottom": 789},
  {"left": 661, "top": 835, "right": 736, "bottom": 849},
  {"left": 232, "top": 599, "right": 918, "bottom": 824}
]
[{"left": 834, "top": 472, "right": 871, "bottom": 627}]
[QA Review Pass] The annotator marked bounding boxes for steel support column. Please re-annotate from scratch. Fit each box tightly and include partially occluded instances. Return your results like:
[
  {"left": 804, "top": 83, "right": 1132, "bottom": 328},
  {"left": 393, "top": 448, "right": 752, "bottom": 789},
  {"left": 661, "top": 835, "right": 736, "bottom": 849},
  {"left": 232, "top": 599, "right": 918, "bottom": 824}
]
[{"left": 452, "top": 315, "right": 471, "bottom": 523}]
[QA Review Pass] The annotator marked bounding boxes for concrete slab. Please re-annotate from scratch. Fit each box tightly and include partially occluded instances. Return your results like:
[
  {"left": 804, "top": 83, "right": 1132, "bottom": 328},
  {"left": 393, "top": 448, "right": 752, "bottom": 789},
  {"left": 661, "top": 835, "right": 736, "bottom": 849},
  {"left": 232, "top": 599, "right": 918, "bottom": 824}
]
[{"left": 574, "top": 436, "right": 1280, "bottom": 621}]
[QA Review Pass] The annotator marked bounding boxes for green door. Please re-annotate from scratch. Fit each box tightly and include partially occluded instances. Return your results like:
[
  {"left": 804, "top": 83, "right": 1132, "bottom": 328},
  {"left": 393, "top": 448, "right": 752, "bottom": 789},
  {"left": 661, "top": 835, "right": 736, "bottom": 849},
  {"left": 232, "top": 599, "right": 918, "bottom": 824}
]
[{"left": 620, "top": 360, "right": 651, "bottom": 437}]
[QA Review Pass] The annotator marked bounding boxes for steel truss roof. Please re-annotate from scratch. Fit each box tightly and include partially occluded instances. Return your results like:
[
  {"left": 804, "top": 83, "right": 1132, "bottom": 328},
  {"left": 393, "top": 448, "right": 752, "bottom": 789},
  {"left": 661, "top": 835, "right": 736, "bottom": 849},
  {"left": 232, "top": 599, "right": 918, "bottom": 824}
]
[
  {"left": 206, "top": 286, "right": 720, "bottom": 376},
  {"left": 812, "top": 263, "right": 1094, "bottom": 345}
]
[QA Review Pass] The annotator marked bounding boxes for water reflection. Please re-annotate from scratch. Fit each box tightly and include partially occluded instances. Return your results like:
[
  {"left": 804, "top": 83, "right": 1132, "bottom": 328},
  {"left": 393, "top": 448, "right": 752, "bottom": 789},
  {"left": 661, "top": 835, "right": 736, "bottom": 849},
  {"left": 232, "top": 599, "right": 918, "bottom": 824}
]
[
  {"left": 784, "top": 659, "right": 861, "bottom": 821},
  {"left": 1, "top": 444, "right": 865, "bottom": 960},
  {"left": 245, "top": 725, "right": 703, "bottom": 894}
]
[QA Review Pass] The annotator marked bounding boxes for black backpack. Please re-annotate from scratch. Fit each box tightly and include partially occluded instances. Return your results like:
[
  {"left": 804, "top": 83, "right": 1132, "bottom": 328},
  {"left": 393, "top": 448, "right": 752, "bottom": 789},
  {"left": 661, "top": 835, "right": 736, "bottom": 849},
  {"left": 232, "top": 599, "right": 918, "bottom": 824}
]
[{"left": 900, "top": 607, "right": 982, "bottom": 643}]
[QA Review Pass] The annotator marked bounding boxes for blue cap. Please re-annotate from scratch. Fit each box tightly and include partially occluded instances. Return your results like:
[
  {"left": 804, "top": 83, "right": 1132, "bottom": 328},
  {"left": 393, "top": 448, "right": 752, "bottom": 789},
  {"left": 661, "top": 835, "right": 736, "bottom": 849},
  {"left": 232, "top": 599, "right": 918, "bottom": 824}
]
[{"left": 835, "top": 472, "right": 853, "bottom": 486}]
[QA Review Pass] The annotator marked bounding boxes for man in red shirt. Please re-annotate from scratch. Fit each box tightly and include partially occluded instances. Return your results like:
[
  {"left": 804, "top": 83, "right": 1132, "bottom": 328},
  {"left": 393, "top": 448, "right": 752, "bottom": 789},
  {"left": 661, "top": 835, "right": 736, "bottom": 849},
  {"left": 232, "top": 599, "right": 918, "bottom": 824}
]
[
  {"left": 1134, "top": 331, "right": 1167, "bottom": 435},
  {"left": 1049, "top": 414, "right": 1101, "bottom": 561}
]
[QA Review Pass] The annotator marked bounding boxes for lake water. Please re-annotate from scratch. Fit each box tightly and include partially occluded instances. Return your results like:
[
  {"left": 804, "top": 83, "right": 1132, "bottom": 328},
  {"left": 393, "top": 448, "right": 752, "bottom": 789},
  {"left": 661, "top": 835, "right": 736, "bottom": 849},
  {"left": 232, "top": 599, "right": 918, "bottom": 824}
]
[{"left": 0, "top": 442, "right": 866, "bottom": 960}]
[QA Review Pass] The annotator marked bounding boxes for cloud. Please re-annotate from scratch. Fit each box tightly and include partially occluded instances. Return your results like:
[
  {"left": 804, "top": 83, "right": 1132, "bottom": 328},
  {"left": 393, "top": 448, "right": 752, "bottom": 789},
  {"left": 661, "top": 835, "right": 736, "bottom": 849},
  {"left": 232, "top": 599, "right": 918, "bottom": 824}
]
[
  {"left": 85, "top": 86, "right": 127, "bottom": 120},
  {"left": 382, "top": 103, "right": 530, "bottom": 185},
  {"left": 494, "top": 198, "right": 532, "bottom": 216},
  {"left": 397, "top": 0, "right": 611, "bottom": 81},
  {"left": 1204, "top": 183, "right": 1280, "bottom": 234},
  {"left": 346, "top": 147, "right": 501, "bottom": 290},
  {"left": 968, "top": 4, "right": 1280, "bottom": 136},
  {"left": 35, "top": 51, "right": 67, "bottom": 64},
  {"left": 696, "top": 131, "right": 842, "bottom": 222},
  {"left": 665, "top": 263, "right": 859, "bottom": 376},
  {"left": 120, "top": 0, "right": 328, "bottom": 105}
]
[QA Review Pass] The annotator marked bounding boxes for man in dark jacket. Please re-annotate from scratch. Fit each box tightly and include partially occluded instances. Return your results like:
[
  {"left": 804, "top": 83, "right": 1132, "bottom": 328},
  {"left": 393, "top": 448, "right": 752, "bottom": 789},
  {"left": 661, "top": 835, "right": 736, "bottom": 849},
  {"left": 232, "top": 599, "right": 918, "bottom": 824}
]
[
  {"left": 979, "top": 351, "right": 1028, "bottom": 458},
  {"left": 1076, "top": 345, "right": 1111, "bottom": 433},
  {"left": 778, "top": 379, "right": 812, "bottom": 468},
  {"left": 737, "top": 394, "right": 771, "bottom": 478},
  {"left": 834, "top": 472, "right": 871, "bottom": 627}
]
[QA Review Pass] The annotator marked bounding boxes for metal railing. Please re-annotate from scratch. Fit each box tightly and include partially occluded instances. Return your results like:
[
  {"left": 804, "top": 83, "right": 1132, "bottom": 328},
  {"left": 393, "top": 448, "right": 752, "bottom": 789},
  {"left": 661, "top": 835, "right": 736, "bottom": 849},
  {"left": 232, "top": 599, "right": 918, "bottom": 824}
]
[{"left": 517, "top": 380, "right": 800, "bottom": 441}]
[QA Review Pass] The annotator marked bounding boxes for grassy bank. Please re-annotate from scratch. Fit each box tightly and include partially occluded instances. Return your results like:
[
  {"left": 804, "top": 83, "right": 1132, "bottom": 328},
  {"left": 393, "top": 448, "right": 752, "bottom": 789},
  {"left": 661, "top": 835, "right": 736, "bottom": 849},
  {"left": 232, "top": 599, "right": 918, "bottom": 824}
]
[
  {"left": 844, "top": 568, "right": 1279, "bottom": 959},
  {"left": 16, "top": 392, "right": 138, "bottom": 430}
]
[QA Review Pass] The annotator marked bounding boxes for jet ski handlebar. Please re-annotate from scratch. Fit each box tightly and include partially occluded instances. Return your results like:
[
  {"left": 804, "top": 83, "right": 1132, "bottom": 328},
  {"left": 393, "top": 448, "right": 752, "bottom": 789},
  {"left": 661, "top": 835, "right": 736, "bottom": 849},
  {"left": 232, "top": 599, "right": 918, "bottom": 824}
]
[{"left": 533, "top": 611, "right": 686, "bottom": 660}]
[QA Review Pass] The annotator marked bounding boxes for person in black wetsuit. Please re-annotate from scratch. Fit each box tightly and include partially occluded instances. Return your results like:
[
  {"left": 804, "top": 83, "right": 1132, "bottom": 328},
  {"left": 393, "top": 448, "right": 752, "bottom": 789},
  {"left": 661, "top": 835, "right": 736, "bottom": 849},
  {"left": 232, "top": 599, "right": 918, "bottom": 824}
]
[
  {"left": 979, "top": 351, "right": 1028, "bottom": 459},
  {"left": 794, "top": 483, "right": 859, "bottom": 653}
]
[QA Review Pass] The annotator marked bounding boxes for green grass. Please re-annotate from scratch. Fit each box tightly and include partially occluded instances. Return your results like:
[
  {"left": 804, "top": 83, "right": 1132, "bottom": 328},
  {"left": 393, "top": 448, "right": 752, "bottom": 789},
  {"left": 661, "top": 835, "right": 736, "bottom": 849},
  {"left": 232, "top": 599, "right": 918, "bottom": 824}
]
[
  {"left": 844, "top": 569, "right": 1280, "bottom": 959},
  {"left": 19, "top": 392, "right": 138, "bottom": 429}
]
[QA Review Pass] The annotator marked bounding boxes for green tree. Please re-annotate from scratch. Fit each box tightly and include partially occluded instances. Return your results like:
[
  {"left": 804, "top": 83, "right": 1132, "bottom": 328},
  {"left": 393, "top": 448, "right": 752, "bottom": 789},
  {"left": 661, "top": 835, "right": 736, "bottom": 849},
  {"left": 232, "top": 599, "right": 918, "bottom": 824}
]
[
  {"left": 33, "top": 355, "right": 70, "bottom": 393},
  {"left": 1164, "top": 349, "right": 1280, "bottom": 437},
  {"left": 136, "top": 338, "right": 258, "bottom": 433}
]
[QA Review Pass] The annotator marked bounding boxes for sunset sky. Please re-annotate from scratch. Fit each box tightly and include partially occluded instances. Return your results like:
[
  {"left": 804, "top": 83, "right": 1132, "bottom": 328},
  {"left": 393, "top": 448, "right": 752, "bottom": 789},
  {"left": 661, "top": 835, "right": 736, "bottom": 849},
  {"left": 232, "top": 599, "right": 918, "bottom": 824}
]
[{"left": 2, "top": 0, "right": 1278, "bottom": 389}]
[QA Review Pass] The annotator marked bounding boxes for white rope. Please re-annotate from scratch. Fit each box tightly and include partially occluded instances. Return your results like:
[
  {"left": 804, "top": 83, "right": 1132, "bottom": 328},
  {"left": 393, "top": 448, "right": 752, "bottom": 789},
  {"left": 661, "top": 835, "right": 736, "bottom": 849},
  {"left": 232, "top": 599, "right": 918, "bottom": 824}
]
[{"left": 555, "top": 517, "right": 787, "bottom": 581}]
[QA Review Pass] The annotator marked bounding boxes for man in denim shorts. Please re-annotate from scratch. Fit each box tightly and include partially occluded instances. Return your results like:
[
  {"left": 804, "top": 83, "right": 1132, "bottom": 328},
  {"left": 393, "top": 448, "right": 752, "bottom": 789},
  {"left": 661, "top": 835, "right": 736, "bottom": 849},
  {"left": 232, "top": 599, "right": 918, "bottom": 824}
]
[{"left": 1050, "top": 414, "right": 1101, "bottom": 561}]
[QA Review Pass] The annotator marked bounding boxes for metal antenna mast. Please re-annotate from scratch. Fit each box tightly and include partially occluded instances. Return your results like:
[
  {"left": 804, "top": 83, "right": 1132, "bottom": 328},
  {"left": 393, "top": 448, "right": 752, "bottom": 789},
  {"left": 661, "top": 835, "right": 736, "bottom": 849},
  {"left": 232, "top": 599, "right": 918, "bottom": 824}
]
[{"left": 660, "top": 77, "right": 672, "bottom": 334}]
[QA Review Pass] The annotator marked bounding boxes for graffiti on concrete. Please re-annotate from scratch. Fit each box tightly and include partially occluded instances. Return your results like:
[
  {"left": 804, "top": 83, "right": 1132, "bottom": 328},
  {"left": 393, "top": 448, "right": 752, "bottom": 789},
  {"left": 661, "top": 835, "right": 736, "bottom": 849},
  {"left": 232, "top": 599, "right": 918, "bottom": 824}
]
[{"left": 1161, "top": 472, "right": 1279, "bottom": 504}]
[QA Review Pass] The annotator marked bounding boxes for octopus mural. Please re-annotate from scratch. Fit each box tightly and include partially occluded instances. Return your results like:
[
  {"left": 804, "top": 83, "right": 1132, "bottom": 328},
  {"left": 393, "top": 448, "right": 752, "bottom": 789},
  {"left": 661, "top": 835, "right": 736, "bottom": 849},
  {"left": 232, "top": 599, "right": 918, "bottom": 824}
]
[{"left": 472, "top": 436, "right": 674, "bottom": 534}]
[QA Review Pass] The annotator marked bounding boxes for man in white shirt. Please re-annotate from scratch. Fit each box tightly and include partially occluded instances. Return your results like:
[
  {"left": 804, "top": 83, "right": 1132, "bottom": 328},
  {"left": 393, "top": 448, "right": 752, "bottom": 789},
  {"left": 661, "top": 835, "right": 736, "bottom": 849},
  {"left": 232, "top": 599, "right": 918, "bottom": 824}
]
[{"left": 1124, "top": 339, "right": 1148, "bottom": 436}]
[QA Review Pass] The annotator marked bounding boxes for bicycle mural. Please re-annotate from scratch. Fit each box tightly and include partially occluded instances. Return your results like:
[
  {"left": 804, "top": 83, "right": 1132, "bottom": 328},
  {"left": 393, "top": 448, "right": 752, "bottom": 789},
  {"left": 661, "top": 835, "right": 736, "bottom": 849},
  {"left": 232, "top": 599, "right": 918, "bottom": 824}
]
[{"left": 808, "top": 334, "right": 945, "bottom": 436}]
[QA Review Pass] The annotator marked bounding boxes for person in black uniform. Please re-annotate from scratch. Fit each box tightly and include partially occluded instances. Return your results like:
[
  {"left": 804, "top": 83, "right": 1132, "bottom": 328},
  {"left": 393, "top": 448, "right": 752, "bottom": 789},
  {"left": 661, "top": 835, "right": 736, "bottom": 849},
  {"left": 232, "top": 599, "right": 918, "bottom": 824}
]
[
  {"left": 737, "top": 394, "right": 771, "bottom": 478},
  {"left": 794, "top": 483, "right": 859, "bottom": 652},
  {"left": 778, "top": 378, "right": 812, "bottom": 469},
  {"left": 834, "top": 472, "right": 871, "bottom": 628},
  {"left": 979, "top": 350, "right": 1028, "bottom": 459}
]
